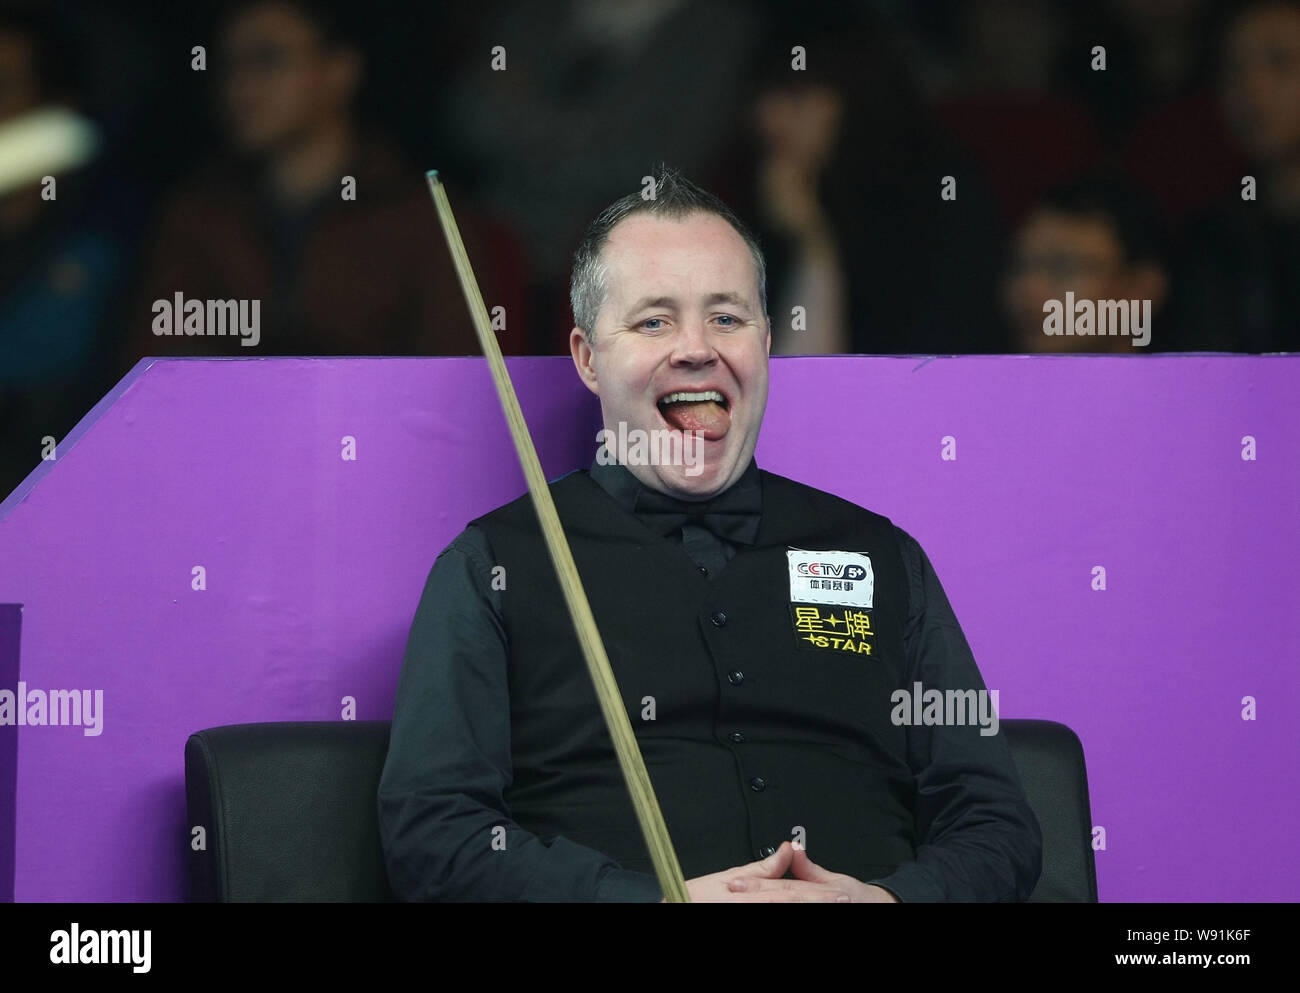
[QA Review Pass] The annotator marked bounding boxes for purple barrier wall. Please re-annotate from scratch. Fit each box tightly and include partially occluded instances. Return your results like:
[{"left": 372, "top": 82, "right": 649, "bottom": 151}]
[
  {"left": 0, "top": 604, "right": 18, "bottom": 903},
  {"left": 0, "top": 355, "right": 1296, "bottom": 902}
]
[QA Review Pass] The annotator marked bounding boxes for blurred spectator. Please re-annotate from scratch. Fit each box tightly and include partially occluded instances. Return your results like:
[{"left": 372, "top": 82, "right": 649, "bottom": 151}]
[
  {"left": 0, "top": 6, "right": 127, "bottom": 500},
  {"left": 125, "top": 0, "right": 528, "bottom": 364},
  {"left": 1002, "top": 174, "right": 1169, "bottom": 353},
  {"left": 433, "top": 0, "right": 764, "bottom": 354},
  {"left": 1096, "top": 0, "right": 1219, "bottom": 112},
  {"left": 1171, "top": 0, "right": 1300, "bottom": 351},
  {"left": 748, "top": 76, "right": 847, "bottom": 355},
  {"left": 926, "top": 0, "right": 1102, "bottom": 230},
  {"left": 722, "top": 16, "right": 1007, "bottom": 355},
  {"left": 1098, "top": 0, "right": 1244, "bottom": 231}
]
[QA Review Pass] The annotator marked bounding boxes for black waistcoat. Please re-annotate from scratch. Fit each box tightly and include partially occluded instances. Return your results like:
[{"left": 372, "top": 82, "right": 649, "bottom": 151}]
[{"left": 470, "top": 467, "right": 915, "bottom": 881}]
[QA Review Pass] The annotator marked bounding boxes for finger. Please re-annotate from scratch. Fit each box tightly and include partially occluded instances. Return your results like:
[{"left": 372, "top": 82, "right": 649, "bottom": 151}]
[
  {"left": 789, "top": 843, "right": 835, "bottom": 883},
  {"left": 743, "top": 840, "right": 794, "bottom": 879},
  {"left": 728, "top": 875, "right": 844, "bottom": 894},
  {"left": 728, "top": 889, "right": 851, "bottom": 903}
]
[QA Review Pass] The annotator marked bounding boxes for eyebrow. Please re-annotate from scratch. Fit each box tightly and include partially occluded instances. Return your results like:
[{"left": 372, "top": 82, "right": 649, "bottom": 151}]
[{"left": 624, "top": 292, "right": 751, "bottom": 316}]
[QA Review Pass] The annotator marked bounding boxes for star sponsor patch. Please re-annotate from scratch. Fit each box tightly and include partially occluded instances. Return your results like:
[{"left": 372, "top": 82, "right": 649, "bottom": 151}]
[
  {"left": 786, "top": 548, "right": 876, "bottom": 657},
  {"left": 790, "top": 603, "right": 876, "bottom": 656}
]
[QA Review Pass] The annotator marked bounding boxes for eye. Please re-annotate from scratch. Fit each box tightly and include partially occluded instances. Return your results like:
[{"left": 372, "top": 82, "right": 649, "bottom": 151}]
[
  {"left": 714, "top": 314, "right": 738, "bottom": 327},
  {"left": 641, "top": 317, "right": 666, "bottom": 330}
]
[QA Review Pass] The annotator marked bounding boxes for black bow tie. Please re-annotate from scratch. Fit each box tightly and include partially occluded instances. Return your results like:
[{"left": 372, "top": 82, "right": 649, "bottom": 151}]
[{"left": 634, "top": 481, "right": 762, "bottom": 544}]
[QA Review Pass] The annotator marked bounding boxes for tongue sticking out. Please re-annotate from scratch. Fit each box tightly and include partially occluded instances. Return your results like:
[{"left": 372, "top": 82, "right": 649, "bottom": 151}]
[{"left": 660, "top": 400, "right": 730, "bottom": 440}]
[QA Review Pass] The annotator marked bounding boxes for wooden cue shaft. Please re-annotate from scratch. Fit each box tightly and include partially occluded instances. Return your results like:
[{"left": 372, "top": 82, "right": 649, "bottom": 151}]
[{"left": 424, "top": 171, "right": 691, "bottom": 903}]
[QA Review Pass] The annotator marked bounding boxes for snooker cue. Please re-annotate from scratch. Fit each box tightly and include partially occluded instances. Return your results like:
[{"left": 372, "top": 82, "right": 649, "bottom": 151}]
[{"left": 424, "top": 171, "right": 691, "bottom": 903}]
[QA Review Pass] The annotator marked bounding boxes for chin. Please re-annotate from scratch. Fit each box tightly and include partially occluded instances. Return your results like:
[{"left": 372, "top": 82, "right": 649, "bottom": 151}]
[{"left": 661, "top": 452, "right": 738, "bottom": 497}]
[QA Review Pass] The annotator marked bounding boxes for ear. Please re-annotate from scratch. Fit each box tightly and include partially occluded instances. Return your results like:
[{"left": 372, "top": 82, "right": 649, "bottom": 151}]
[
  {"left": 765, "top": 315, "right": 772, "bottom": 357},
  {"left": 570, "top": 326, "right": 600, "bottom": 395}
]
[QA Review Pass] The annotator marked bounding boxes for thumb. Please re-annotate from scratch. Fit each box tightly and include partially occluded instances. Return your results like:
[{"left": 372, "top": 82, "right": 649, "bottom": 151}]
[
  {"left": 751, "top": 840, "right": 794, "bottom": 878},
  {"left": 790, "top": 841, "right": 834, "bottom": 882}
]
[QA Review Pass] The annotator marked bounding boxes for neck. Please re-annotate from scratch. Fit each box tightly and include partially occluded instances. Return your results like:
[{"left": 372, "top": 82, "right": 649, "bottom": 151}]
[{"left": 267, "top": 118, "right": 355, "bottom": 207}]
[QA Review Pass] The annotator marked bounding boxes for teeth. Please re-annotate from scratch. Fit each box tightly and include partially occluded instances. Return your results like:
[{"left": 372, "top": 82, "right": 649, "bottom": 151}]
[{"left": 658, "top": 390, "right": 726, "bottom": 406}]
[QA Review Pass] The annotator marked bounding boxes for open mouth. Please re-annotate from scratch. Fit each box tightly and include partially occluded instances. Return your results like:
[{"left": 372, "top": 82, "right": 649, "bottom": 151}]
[{"left": 655, "top": 389, "right": 731, "bottom": 441}]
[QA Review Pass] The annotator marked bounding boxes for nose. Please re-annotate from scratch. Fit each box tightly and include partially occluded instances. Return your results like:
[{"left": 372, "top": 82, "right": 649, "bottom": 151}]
[{"left": 670, "top": 315, "right": 717, "bottom": 366}]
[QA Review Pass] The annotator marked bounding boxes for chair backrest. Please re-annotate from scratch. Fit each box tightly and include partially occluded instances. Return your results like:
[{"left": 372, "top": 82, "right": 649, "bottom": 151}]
[
  {"left": 185, "top": 721, "right": 394, "bottom": 902},
  {"left": 1003, "top": 719, "right": 1099, "bottom": 902},
  {"left": 185, "top": 717, "right": 1096, "bottom": 901}
]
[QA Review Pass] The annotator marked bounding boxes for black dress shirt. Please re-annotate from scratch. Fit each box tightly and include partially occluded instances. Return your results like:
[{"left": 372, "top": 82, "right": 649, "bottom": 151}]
[{"left": 378, "top": 453, "right": 1041, "bottom": 901}]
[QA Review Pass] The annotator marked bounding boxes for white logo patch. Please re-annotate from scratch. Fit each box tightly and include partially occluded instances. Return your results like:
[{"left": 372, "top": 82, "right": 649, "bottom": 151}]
[{"left": 786, "top": 548, "right": 874, "bottom": 608}]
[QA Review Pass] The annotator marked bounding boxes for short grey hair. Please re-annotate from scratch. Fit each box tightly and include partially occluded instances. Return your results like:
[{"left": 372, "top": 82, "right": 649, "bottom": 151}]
[{"left": 569, "top": 165, "right": 768, "bottom": 344}]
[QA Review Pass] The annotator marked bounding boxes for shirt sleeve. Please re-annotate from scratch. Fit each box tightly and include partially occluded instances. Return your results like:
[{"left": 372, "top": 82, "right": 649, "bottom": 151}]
[
  {"left": 863, "top": 526, "right": 1043, "bottom": 902},
  {"left": 377, "top": 524, "right": 664, "bottom": 902}
]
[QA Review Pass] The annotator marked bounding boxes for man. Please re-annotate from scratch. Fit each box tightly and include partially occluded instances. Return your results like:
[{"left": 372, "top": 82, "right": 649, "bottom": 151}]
[
  {"left": 1171, "top": 0, "right": 1300, "bottom": 352},
  {"left": 378, "top": 168, "right": 1042, "bottom": 902},
  {"left": 1001, "top": 174, "right": 1169, "bottom": 353},
  {"left": 127, "top": 0, "right": 525, "bottom": 363}
]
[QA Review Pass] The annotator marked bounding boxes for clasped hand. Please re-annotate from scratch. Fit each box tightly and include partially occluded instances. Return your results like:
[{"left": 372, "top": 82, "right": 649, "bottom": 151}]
[{"left": 661, "top": 840, "right": 899, "bottom": 903}]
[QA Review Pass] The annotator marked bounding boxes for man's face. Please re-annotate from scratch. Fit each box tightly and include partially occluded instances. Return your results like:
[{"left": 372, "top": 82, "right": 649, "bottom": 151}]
[
  {"left": 219, "top": 2, "right": 358, "bottom": 154},
  {"left": 571, "top": 211, "right": 771, "bottom": 499},
  {"left": 1222, "top": 3, "right": 1300, "bottom": 164},
  {"left": 1002, "top": 209, "right": 1128, "bottom": 353}
]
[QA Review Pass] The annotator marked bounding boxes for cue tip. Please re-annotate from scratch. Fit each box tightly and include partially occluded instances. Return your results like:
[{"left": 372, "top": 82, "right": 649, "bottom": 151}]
[{"left": 425, "top": 169, "right": 439, "bottom": 180}]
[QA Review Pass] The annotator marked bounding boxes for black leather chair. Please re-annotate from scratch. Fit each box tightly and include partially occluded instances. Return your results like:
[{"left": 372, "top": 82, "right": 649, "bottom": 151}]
[
  {"left": 185, "top": 721, "right": 395, "bottom": 902},
  {"left": 185, "top": 717, "right": 1097, "bottom": 902},
  {"left": 1002, "top": 719, "right": 1098, "bottom": 902}
]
